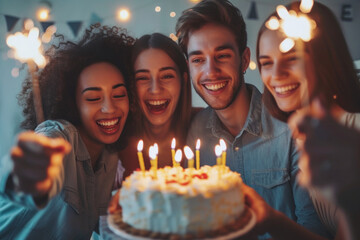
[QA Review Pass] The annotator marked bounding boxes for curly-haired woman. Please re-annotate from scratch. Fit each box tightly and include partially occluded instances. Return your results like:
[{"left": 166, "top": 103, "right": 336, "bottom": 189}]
[{"left": 0, "top": 24, "right": 135, "bottom": 239}]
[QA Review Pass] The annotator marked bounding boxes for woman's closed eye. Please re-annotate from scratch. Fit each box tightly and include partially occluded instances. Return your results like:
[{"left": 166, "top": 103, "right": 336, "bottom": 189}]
[
  {"left": 113, "top": 94, "right": 127, "bottom": 99},
  {"left": 86, "top": 97, "right": 100, "bottom": 102}
]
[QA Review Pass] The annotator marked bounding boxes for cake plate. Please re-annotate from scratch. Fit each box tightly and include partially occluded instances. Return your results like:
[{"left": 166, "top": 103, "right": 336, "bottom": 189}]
[{"left": 107, "top": 207, "right": 256, "bottom": 240}]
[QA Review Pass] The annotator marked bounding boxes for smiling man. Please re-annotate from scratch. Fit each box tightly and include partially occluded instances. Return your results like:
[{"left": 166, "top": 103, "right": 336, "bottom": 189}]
[{"left": 176, "top": 0, "right": 329, "bottom": 239}]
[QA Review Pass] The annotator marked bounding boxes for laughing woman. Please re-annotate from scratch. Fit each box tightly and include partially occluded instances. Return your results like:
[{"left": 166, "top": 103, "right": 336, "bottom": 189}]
[
  {"left": 0, "top": 25, "right": 134, "bottom": 239},
  {"left": 254, "top": 1, "right": 360, "bottom": 239},
  {"left": 118, "top": 33, "right": 195, "bottom": 178}
]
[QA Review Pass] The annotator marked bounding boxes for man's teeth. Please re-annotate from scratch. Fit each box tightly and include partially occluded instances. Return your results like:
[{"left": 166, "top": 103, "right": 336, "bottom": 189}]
[
  {"left": 274, "top": 84, "right": 299, "bottom": 94},
  {"left": 97, "top": 118, "right": 119, "bottom": 127},
  {"left": 204, "top": 82, "right": 226, "bottom": 91},
  {"left": 147, "top": 100, "right": 167, "bottom": 106}
]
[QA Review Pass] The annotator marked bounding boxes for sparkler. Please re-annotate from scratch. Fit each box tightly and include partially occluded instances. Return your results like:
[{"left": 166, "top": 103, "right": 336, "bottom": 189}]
[
  {"left": 266, "top": 0, "right": 316, "bottom": 53},
  {"left": 6, "top": 19, "right": 56, "bottom": 124}
]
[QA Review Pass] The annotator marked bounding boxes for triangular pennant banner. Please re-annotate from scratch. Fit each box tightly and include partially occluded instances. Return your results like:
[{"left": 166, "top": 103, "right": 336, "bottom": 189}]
[
  {"left": 4, "top": 15, "right": 20, "bottom": 32},
  {"left": 67, "top": 21, "right": 82, "bottom": 37},
  {"left": 247, "top": 2, "right": 258, "bottom": 20},
  {"left": 40, "top": 21, "right": 55, "bottom": 32},
  {"left": 90, "top": 13, "right": 103, "bottom": 25}
]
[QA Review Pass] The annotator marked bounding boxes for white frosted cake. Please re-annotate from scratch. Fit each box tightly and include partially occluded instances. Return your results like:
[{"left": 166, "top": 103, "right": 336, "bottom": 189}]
[{"left": 119, "top": 165, "right": 245, "bottom": 236}]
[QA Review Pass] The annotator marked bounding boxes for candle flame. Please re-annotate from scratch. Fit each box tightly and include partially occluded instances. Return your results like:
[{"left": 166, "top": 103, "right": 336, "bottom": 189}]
[
  {"left": 137, "top": 140, "right": 144, "bottom": 151},
  {"left": 215, "top": 144, "right": 222, "bottom": 157},
  {"left": 171, "top": 138, "right": 176, "bottom": 149},
  {"left": 266, "top": 16, "right": 280, "bottom": 30},
  {"left": 300, "top": 0, "right": 314, "bottom": 13},
  {"left": 196, "top": 139, "right": 201, "bottom": 150},
  {"left": 219, "top": 139, "right": 227, "bottom": 151},
  {"left": 154, "top": 143, "right": 158, "bottom": 155},
  {"left": 149, "top": 146, "right": 156, "bottom": 160},
  {"left": 184, "top": 146, "right": 194, "bottom": 160},
  {"left": 175, "top": 149, "right": 182, "bottom": 163},
  {"left": 279, "top": 38, "right": 295, "bottom": 53}
]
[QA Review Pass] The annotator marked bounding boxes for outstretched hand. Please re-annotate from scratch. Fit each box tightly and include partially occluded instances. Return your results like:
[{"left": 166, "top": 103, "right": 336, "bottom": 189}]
[
  {"left": 288, "top": 100, "right": 360, "bottom": 208},
  {"left": 10, "top": 131, "right": 71, "bottom": 199}
]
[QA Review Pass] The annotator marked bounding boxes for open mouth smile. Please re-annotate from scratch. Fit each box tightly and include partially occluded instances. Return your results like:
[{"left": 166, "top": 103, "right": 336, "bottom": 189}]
[
  {"left": 273, "top": 83, "right": 300, "bottom": 96},
  {"left": 145, "top": 99, "right": 170, "bottom": 114},
  {"left": 202, "top": 81, "right": 228, "bottom": 92},
  {"left": 96, "top": 118, "right": 120, "bottom": 134}
]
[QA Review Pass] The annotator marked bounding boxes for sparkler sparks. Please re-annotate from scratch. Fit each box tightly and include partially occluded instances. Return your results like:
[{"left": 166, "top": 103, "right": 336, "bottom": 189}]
[{"left": 267, "top": 0, "right": 316, "bottom": 53}]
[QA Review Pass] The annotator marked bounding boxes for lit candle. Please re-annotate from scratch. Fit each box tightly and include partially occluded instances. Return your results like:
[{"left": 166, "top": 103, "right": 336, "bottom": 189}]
[
  {"left": 174, "top": 149, "right": 182, "bottom": 182},
  {"left": 219, "top": 139, "right": 227, "bottom": 166},
  {"left": 215, "top": 144, "right": 222, "bottom": 179},
  {"left": 149, "top": 145, "right": 157, "bottom": 178},
  {"left": 174, "top": 149, "right": 182, "bottom": 168},
  {"left": 196, "top": 139, "right": 200, "bottom": 170},
  {"left": 154, "top": 143, "right": 159, "bottom": 171},
  {"left": 184, "top": 146, "right": 194, "bottom": 169},
  {"left": 215, "top": 145, "right": 222, "bottom": 166},
  {"left": 137, "top": 140, "right": 145, "bottom": 175},
  {"left": 171, "top": 138, "right": 176, "bottom": 167}
]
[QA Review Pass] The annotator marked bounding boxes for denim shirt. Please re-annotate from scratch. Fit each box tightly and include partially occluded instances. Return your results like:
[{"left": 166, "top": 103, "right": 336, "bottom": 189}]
[
  {"left": 0, "top": 120, "right": 118, "bottom": 240},
  {"left": 187, "top": 84, "right": 329, "bottom": 239}
]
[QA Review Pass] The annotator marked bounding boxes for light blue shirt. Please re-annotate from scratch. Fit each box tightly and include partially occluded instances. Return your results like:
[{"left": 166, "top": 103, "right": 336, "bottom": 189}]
[
  {"left": 0, "top": 120, "right": 119, "bottom": 240},
  {"left": 187, "top": 84, "right": 330, "bottom": 239}
]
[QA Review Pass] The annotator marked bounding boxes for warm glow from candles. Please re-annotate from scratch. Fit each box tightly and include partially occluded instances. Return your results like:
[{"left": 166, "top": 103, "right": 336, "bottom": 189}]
[
  {"left": 170, "top": 12, "right": 176, "bottom": 18},
  {"left": 137, "top": 140, "right": 143, "bottom": 151},
  {"left": 137, "top": 140, "right": 145, "bottom": 175},
  {"left": 280, "top": 38, "right": 295, "bottom": 53},
  {"left": 184, "top": 146, "right": 194, "bottom": 160},
  {"left": 175, "top": 149, "right": 182, "bottom": 167},
  {"left": 196, "top": 139, "right": 200, "bottom": 170},
  {"left": 266, "top": 16, "right": 280, "bottom": 30},
  {"left": 184, "top": 146, "right": 194, "bottom": 169},
  {"left": 149, "top": 146, "right": 156, "bottom": 160},
  {"left": 155, "top": 6, "right": 161, "bottom": 12},
  {"left": 171, "top": 138, "right": 176, "bottom": 149},
  {"left": 196, "top": 139, "right": 201, "bottom": 150},
  {"left": 215, "top": 144, "right": 222, "bottom": 157},
  {"left": 171, "top": 138, "right": 176, "bottom": 167},
  {"left": 300, "top": 0, "right": 314, "bottom": 13},
  {"left": 149, "top": 145, "right": 157, "bottom": 178},
  {"left": 219, "top": 139, "right": 226, "bottom": 151},
  {"left": 219, "top": 139, "right": 227, "bottom": 166},
  {"left": 154, "top": 143, "right": 158, "bottom": 155},
  {"left": 215, "top": 144, "right": 222, "bottom": 166}
]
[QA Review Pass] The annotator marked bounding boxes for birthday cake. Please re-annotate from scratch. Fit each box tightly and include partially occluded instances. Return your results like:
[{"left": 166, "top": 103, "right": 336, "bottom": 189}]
[{"left": 119, "top": 165, "right": 245, "bottom": 237}]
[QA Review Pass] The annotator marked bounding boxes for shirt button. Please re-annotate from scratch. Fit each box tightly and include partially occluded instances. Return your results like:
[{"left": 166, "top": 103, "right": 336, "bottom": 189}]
[{"left": 234, "top": 147, "right": 239, "bottom": 151}]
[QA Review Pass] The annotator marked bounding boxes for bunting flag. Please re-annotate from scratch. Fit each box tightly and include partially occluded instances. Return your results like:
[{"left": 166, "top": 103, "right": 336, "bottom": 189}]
[
  {"left": 67, "top": 21, "right": 82, "bottom": 37},
  {"left": 247, "top": 1, "right": 258, "bottom": 20},
  {"left": 40, "top": 21, "right": 55, "bottom": 32},
  {"left": 90, "top": 13, "right": 103, "bottom": 25},
  {"left": 4, "top": 15, "right": 20, "bottom": 32}
]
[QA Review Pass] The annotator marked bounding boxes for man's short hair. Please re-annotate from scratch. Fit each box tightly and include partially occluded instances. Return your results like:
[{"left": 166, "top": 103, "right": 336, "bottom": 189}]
[{"left": 176, "top": 0, "right": 247, "bottom": 57}]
